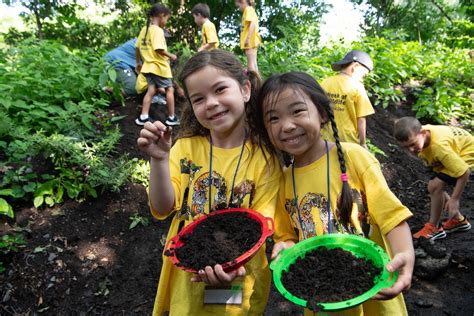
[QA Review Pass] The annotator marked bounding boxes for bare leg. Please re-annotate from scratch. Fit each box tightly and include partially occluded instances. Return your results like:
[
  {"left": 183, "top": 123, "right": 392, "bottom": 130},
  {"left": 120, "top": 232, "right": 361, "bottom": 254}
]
[
  {"left": 166, "top": 86, "right": 175, "bottom": 117},
  {"left": 245, "top": 48, "right": 259, "bottom": 73},
  {"left": 142, "top": 85, "right": 157, "bottom": 116},
  {"left": 427, "top": 178, "right": 446, "bottom": 226}
]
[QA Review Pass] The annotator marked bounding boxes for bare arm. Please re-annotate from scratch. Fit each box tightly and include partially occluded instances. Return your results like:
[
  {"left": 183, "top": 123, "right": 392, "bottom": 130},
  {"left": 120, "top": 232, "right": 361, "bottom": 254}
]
[
  {"left": 137, "top": 122, "right": 175, "bottom": 216},
  {"left": 245, "top": 21, "right": 256, "bottom": 46},
  {"left": 357, "top": 116, "right": 367, "bottom": 148},
  {"left": 374, "top": 221, "right": 414, "bottom": 300},
  {"left": 198, "top": 43, "right": 217, "bottom": 52},
  {"left": 135, "top": 47, "right": 142, "bottom": 74},
  {"left": 156, "top": 49, "right": 177, "bottom": 61}
]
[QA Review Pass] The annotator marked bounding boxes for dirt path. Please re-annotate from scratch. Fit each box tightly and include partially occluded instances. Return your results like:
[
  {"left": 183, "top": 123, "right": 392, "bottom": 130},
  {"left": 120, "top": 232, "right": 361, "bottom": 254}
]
[{"left": 1, "top": 99, "right": 473, "bottom": 315}]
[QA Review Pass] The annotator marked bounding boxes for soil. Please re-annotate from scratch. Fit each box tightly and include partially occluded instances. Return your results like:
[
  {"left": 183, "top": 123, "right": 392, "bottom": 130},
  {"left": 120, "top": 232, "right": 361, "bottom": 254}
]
[
  {"left": 281, "top": 247, "right": 381, "bottom": 310},
  {"left": 0, "top": 96, "right": 473, "bottom": 315},
  {"left": 171, "top": 212, "right": 261, "bottom": 271}
]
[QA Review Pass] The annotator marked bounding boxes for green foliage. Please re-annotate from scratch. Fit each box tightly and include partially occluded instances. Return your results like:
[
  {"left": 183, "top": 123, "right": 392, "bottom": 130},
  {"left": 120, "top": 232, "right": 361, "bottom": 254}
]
[
  {"left": 129, "top": 159, "right": 150, "bottom": 187},
  {"left": 259, "top": 26, "right": 473, "bottom": 129},
  {"left": 129, "top": 214, "right": 149, "bottom": 230},
  {"left": 366, "top": 139, "right": 387, "bottom": 158},
  {"left": 0, "top": 233, "right": 26, "bottom": 273},
  {"left": 0, "top": 40, "right": 132, "bottom": 217}
]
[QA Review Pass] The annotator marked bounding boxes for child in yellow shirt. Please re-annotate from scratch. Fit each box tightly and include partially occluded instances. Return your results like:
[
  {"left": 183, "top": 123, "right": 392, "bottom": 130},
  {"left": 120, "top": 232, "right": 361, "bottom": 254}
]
[
  {"left": 236, "top": 0, "right": 261, "bottom": 73},
  {"left": 394, "top": 117, "right": 472, "bottom": 240},
  {"left": 321, "top": 50, "right": 374, "bottom": 148},
  {"left": 137, "top": 49, "right": 281, "bottom": 315},
  {"left": 192, "top": 3, "right": 219, "bottom": 52},
  {"left": 135, "top": 4, "right": 179, "bottom": 126},
  {"left": 252, "top": 71, "right": 414, "bottom": 315}
]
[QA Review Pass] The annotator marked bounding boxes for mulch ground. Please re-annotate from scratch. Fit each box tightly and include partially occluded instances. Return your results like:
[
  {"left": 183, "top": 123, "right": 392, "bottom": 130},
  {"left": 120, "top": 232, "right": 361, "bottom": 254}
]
[{"left": 1, "top": 96, "right": 473, "bottom": 315}]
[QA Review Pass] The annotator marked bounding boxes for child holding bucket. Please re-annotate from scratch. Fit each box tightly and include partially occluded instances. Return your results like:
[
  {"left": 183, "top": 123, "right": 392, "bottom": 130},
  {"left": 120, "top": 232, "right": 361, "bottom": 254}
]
[
  {"left": 137, "top": 49, "right": 281, "bottom": 315},
  {"left": 252, "top": 72, "right": 414, "bottom": 315}
]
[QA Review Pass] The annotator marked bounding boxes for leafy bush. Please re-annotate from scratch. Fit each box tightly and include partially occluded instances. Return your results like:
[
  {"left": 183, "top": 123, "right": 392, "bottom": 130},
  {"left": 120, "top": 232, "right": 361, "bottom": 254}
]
[
  {"left": 0, "top": 233, "right": 26, "bottom": 273},
  {"left": 258, "top": 27, "right": 473, "bottom": 129},
  {"left": 0, "top": 40, "right": 130, "bottom": 217}
]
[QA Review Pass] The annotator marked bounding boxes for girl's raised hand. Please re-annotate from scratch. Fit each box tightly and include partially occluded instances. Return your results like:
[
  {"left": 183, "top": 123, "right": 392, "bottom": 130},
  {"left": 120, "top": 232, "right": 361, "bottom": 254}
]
[
  {"left": 191, "top": 264, "right": 246, "bottom": 285},
  {"left": 373, "top": 252, "right": 413, "bottom": 300},
  {"left": 137, "top": 121, "right": 172, "bottom": 160}
]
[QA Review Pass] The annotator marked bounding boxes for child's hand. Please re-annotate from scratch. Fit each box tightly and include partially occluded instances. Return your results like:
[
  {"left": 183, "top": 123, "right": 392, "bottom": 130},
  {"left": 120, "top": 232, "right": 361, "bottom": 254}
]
[
  {"left": 135, "top": 63, "right": 142, "bottom": 74},
  {"left": 190, "top": 264, "right": 246, "bottom": 285},
  {"left": 271, "top": 240, "right": 295, "bottom": 260},
  {"left": 373, "top": 252, "right": 413, "bottom": 300},
  {"left": 137, "top": 121, "right": 172, "bottom": 160},
  {"left": 169, "top": 54, "right": 177, "bottom": 61}
]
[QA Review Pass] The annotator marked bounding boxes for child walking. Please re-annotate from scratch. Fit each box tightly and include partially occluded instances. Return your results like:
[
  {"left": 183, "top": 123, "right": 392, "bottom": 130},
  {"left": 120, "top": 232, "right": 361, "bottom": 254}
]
[
  {"left": 192, "top": 3, "right": 219, "bottom": 52},
  {"left": 253, "top": 72, "right": 414, "bottom": 315},
  {"left": 137, "top": 49, "right": 281, "bottom": 315},
  {"left": 394, "top": 117, "right": 472, "bottom": 240},
  {"left": 236, "top": 0, "right": 261, "bottom": 73},
  {"left": 135, "top": 4, "right": 179, "bottom": 126},
  {"left": 321, "top": 50, "right": 374, "bottom": 148}
]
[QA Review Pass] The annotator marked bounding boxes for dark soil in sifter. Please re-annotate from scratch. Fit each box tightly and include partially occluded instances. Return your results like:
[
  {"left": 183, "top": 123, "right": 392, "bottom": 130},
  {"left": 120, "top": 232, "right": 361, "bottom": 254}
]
[
  {"left": 281, "top": 247, "right": 381, "bottom": 311},
  {"left": 173, "top": 212, "right": 262, "bottom": 271}
]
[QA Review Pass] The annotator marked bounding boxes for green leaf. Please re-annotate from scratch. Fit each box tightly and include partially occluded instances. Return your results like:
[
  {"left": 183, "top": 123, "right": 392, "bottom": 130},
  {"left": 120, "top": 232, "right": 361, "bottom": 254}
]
[
  {"left": 22, "top": 182, "right": 36, "bottom": 193},
  {"left": 129, "top": 220, "right": 138, "bottom": 230},
  {"left": 45, "top": 196, "right": 54, "bottom": 207},
  {"left": 34, "top": 179, "right": 57, "bottom": 197},
  {"left": 0, "top": 198, "right": 14, "bottom": 218},
  {"left": 33, "top": 196, "right": 44, "bottom": 208},
  {"left": 108, "top": 68, "right": 117, "bottom": 82},
  {"left": 0, "top": 189, "right": 15, "bottom": 197},
  {"left": 81, "top": 116, "right": 94, "bottom": 130}
]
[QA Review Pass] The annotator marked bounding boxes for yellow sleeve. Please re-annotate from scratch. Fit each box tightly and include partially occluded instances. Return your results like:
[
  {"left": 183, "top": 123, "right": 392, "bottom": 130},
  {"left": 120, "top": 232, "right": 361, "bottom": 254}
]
[
  {"left": 355, "top": 84, "right": 374, "bottom": 118},
  {"left": 149, "top": 141, "right": 185, "bottom": 220},
  {"left": 250, "top": 155, "right": 282, "bottom": 219},
  {"left": 273, "top": 180, "right": 298, "bottom": 243},
  {"left": 355, "top": 151, "right": 412, "bottom": 236},
  {"left": 150, "top": 26, "right": 166, "bottom": 51},
  {"left": 203, "top": 22, "right": 218, "bottom": 44},
  {"left": 244, "top": 7, "right": 258, "bottom": 22},
  {"left": 433, "top": 144, "right": 470, "bottom": 178}
]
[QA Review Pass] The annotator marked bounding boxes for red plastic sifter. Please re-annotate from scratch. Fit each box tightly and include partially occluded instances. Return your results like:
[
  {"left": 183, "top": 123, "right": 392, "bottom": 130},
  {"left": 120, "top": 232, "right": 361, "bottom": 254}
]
[{"left": 164, "top": 208, "right": 274, "bottom": 273}]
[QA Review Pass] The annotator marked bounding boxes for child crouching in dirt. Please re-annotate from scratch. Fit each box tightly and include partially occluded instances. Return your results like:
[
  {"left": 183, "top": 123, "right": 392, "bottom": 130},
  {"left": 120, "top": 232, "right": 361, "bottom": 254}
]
[
  {"left": 254, "top": 72, "right": 414, "bottom": 315},
  {"left": 137, "top": 49, "right": 281, "bottom": 315},
  {"left": 394, "top": 117, "right": 473, "bottom": 240}
]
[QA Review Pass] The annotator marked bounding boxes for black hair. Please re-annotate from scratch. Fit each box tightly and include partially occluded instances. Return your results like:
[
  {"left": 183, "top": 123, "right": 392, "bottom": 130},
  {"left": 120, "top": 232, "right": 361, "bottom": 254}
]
[
  {"left": 393, "top": 117, "right": 422, "bottom": 142},
  {"left": 144, "top": 4, "right": 171, "bottom": 42},
  {"left": 254, "top": 71, "right": 354, "bottom": 227},
  {"left": 191, "top": 3, "right": 210, "bottom": 18}
]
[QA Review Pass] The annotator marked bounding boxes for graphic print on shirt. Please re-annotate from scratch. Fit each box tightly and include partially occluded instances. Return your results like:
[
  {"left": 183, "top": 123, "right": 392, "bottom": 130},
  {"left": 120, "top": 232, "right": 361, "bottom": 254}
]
[
  {"left": 286, "top": 189, "right": 371, "bottom": 238},
  {"left": 177, "top": 158, "right": 256, "bottom": 221}
]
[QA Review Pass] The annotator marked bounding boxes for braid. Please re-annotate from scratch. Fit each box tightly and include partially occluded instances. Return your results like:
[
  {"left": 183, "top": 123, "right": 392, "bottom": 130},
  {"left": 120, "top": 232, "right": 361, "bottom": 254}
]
[
  {"left": 144, "top": 14, "right": 151, "bottom": 43},
  {"left": 327, "top": 108, "right": 353, "bottom": 228}
]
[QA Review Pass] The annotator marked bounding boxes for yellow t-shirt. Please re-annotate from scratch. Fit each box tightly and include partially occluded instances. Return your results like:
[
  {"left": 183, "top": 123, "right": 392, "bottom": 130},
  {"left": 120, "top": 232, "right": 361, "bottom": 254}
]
[
  {"left": 274, "top": 142, "right": 412, "bottom": 316},
  {"left": 240, "top": 6, "right": 261, "bottom": 49},
  {"left": 201, "top": 19, "right": 219, "bottom": 48},
  {"left": 419, "top": 124, "right": 474, "bottom": 178},
  {"left": 321, "top": 74, "right": 374, "bottom": 144},
  {"left": 151, "top": 136, "right": 282, "bottom": 316},
  {"left": 136, "top": 24, "right": 172, "bottom": 78}
]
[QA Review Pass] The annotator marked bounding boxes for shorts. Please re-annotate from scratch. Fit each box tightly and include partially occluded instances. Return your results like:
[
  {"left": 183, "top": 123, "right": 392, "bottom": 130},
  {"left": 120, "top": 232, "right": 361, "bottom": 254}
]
[
  {"left": 144, "top": 73, "right": 173, "bottom": 89},
  {"left": 115, "top": 67, "right": 137, "bottom": 96},
  {"left": 432, "top": 173, "right": 457, "bottom": 186},
  {"left": 432, "top": 171, "right": 473, "bottom": 186}
]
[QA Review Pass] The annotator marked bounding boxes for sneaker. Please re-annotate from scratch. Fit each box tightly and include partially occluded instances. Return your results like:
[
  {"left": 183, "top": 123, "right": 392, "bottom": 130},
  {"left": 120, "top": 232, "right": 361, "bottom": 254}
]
[
  {"left": 442, "top": 216, "right": 471, "bottom": 233},
  {"left": 165, "top": 116, "right": 180, "bottom": 126},
  {"left": 413, "top": 223, "right": 447, "bottom": 241},
  {"left": 135, "top": 116, "right": 151, "bottom": 126},
  {"left": 152, "top": 94, "right": 167, "bottom": 105}
]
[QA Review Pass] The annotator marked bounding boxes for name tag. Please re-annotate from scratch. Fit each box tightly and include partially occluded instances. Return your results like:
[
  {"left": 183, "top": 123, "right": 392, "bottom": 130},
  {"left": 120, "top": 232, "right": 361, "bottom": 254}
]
[{"left": 204, "top": 285, "right": 242, "bottom": 305}]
